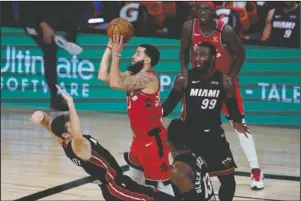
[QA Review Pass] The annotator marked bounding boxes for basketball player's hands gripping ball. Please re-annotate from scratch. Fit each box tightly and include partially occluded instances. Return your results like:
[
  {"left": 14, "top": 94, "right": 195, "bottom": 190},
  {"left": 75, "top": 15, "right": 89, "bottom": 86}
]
[
  {"left": 30, "top": 111, "right": 44, "bottom": 125},
  {"left": 56, "top": 85, "right": 73, "bottom": 106},
  {"left": 107, "top": 17, "right": 134, "bottom": 44},
  {"left": 111, "top": 35, "right": 124, "bottom": 55}
]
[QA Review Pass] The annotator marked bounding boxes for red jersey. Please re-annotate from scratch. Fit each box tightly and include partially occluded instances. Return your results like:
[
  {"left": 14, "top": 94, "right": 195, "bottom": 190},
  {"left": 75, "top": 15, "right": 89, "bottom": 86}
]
[
  {"left": 191, "top": 18, "right": 235, "bottom": 75},
  {"left": 126, "top": 70, "right": 164, "bottom": 138}
]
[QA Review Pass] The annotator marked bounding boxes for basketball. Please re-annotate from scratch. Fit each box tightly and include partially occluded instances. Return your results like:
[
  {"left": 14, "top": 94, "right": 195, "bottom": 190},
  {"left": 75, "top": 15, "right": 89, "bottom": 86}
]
[{"left": 107, "top": 18, "right": 134, "bottom": 43}]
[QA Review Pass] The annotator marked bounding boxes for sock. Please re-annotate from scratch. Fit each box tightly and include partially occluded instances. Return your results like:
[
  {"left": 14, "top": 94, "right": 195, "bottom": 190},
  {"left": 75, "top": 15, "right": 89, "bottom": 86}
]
[
  {"left": 232, "top": 120, "right": 260, "bottom": 169},
  {"left": 157, "top": 182, "right": 175, "bottom": 196}
]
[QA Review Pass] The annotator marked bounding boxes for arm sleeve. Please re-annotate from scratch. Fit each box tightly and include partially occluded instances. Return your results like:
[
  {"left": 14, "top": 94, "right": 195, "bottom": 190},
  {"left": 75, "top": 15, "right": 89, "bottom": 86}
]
[
  {"left": 224, "top": 97, "right": 244, "bottom": 123},
  {"left": 161, "top": 74, "right": 186, "bottom": 117},
  {"left": 161, "top": 89, "right": 183, "bottom": 117},
  {"left": 223, "top": 76, "right": 244, "bottom": 123}
]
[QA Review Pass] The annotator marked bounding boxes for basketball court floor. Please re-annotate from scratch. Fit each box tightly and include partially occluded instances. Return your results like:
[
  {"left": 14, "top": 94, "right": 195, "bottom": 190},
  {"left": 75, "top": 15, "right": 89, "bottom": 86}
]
[{"left": 1, "top": 106, "right": 300, "bottom": 200}]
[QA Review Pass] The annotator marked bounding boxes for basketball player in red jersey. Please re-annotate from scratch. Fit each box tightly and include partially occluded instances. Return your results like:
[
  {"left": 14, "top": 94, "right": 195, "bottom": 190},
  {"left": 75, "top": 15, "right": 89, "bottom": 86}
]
[
  {"left": 179, "top": 1, "right": 264, "bottom": 190},
  {"left": 98, "top": 35, "right": 174, "bottom": 196}
]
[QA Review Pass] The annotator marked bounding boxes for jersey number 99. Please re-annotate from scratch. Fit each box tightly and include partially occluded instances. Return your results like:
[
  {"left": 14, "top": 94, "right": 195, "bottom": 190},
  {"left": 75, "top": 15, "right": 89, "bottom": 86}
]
[{"left": 201, "top": 99, "right": 217, "bottom": 110}]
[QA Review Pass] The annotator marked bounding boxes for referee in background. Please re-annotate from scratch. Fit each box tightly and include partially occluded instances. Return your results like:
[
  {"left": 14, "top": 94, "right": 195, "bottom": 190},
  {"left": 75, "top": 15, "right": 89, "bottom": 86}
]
[{"left": 17, "top": 2, "right": 94, "bottom": 111}]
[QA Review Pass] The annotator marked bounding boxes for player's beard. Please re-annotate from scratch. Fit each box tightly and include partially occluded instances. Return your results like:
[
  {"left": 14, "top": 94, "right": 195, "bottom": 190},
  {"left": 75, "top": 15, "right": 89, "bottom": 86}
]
[
  {"left": 196, "top": 61, "right": 211, "bottom": 72},
  {"left": 127, "top": 60, "right": 144, "bottom": 75}
]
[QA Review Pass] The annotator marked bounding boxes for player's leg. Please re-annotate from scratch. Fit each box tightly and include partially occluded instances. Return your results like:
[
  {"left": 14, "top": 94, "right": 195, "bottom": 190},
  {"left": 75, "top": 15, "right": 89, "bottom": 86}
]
[
  {"left": 121, "top": 175, "right": 175, "bottom": 200},
  {"left": 217, "top": 174, "right": 236, "bottom": 201},
  {"left": 100, "top": 179, "right": 155, "bottom": 201},
  {"left": 222, "top": 76, "right": 264, "bottom": 190},
  {"left": 124, "top": 139, "right": 145, "bottom": 185},
  {"left": 203, "top": 127, "right": 237, "bottom": 201},
  {"left": 141, "top": 128, "right": 174, "bottom": 196},
  {"left": 23, "top": 27, "right": 68, "bottom": 111}
]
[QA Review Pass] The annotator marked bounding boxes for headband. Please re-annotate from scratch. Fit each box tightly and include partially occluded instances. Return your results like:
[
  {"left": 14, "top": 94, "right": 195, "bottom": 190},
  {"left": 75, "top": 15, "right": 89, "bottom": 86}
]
[{"left": 195, "top": 1, "right": 215, "bottom": 9}]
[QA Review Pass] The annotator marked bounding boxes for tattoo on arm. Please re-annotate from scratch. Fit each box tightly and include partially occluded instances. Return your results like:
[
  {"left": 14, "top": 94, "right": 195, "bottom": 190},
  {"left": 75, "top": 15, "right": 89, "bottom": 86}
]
[{"left": 122, "top": 72, "right": 157, "bottom": 90}]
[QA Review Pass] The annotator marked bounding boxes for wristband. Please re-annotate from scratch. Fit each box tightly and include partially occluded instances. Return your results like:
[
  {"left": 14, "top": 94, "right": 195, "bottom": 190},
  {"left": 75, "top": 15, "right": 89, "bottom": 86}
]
[
  {"left": 106, "top": 46, "right": 112, "bottom": 50},
  {"left": 112, "top": 52, "right": 121, "bottom": 57}
]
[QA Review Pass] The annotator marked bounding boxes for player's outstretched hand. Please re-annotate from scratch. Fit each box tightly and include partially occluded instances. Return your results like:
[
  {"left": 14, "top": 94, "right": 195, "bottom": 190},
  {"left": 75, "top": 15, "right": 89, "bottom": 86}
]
[
  {"left": 111, "top": 34, "right": 124, "bottom": 54},
  {"left": 56, "top": 85, "right": 73, "bottom": 104},
  {"left": 30, "top": 111, "right": 44, "bottom": 125}
]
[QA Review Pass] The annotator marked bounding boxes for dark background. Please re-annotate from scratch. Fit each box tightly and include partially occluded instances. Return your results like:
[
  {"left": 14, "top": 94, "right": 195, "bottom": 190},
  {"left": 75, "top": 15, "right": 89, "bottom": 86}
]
[{"left": 1, "top": 1, "right": 300, "bottom": 48}]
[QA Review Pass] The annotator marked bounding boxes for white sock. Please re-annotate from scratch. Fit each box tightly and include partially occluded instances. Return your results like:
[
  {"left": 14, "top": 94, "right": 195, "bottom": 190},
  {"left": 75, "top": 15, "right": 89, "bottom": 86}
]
[
  {"left": 157, "top": 182, "right": 175, "bottom": 196},
  {"left": 234, "top": 128, "right": 260, "bottom": 169},
  {"left": 125, "top": 166, "right": 146, "bottom": 185}
]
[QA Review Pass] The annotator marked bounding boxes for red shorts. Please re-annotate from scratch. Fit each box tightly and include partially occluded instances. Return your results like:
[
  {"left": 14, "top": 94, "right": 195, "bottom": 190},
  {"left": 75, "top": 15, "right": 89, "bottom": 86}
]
[
  {"left": 124, "top": 127, "right": 170, "bottom": 183},
  {"left": 222, "top": 76, "right": 245, "bottom": 118}
]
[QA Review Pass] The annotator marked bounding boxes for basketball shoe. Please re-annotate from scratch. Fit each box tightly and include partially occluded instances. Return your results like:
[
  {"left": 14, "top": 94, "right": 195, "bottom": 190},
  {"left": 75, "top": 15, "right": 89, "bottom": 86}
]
[{"left": 250, "top": 168, "right": 264, "bottom": 190}]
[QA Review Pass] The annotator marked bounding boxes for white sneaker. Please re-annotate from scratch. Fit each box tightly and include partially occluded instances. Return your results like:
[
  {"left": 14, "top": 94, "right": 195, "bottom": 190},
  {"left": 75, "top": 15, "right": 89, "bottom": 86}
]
[
  {"left": 54, "top": 36, "right": 83, "bottom": 55},
  {"left": 250, "top": 168, "right": 265, "bottom": 190}
]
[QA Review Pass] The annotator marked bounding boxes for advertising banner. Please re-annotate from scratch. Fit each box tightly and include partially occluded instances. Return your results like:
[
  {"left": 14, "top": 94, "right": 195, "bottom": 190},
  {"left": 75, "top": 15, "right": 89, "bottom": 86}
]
[{"left": 1, "top": 27, "right": 300, "bottom": 128}]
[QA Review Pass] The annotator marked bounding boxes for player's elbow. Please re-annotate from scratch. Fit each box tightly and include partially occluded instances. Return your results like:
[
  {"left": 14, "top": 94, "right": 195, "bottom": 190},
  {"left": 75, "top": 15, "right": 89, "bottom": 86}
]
[
  {"left": 109, "top": 82, "right": 123, "bottom": 89},
  {"left": 109, "top": 82, "right": 118, "bottom": 89}
]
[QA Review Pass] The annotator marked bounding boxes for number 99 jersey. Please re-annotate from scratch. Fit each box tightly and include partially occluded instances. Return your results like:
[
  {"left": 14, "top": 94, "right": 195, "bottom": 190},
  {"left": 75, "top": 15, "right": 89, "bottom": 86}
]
[{"left": 181, "top": 69, "right": 225, "bottom": 128}]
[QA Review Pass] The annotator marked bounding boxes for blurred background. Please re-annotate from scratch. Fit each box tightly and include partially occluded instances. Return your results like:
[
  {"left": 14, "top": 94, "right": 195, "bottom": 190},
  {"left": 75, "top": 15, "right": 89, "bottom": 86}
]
[
  {"left": 1, "top": 1, "right": 300, "bottom": 128},
  {"left": 2, "top": 1, "right": 300, "bottom": 47}
]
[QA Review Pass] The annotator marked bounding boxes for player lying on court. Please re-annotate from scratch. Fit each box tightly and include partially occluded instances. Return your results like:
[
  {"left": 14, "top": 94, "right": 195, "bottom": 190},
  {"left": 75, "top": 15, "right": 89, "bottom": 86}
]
[
  {"left": 98, "top": 35, "right": 174, "bottom": 196},
  {"left": 180, "top": 1, "right": 264, "bottom": 190},
  {"left": 167, "top": 119, "right": 216, "bottom": 201},
  {"left": 162, "top": 42, "right": 246, "bottom": 201},
  {"left": 30, "top": 85, "right": 175, "bottom": 201}
]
